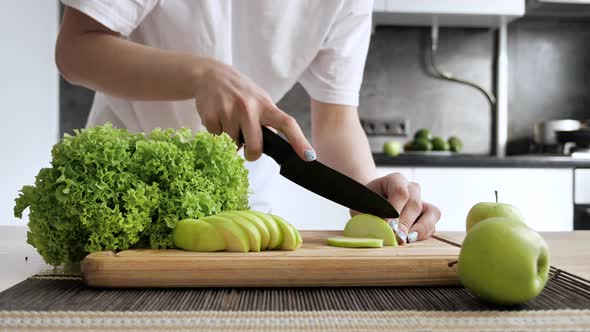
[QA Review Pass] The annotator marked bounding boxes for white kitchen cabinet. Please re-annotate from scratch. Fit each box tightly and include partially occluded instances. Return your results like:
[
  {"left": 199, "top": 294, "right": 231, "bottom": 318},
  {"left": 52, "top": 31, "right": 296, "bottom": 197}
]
[
  {"left": 373, "top": 0, "right": 525, "bottom": 27},
  {"left": 0, "top": 2, "right": 60, "bottom": 226},
  {"left": 271, "top": 168, "right": 413, "bottom": 230},
  {"left": 271, "top": 166, "right": 573, "bottom": 231},
  {"left": 412, "top": 168, "right": 573, "bottom": 231}
]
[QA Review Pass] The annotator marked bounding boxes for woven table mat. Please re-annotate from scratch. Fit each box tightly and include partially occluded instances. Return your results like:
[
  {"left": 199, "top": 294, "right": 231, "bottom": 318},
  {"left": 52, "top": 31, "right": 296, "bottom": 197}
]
[
  {"left": 0, "top": 268, "right": 588, "bottom": 312},
  {"left": 0, "top": 310, "right": 589, "bottom": 332}
]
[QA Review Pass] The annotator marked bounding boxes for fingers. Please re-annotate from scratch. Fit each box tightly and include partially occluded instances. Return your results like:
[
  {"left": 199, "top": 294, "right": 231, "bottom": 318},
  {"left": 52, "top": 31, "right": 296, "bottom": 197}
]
[
  {"left": 200, "top": 112, "right": 222, "bottom": 135},
  {"left": 396, "top": 182, "right": 423, "bottom": 244},
  {"left": 407, "top": 202, "right": 441, "bottom": 243},
  {"left": 263, "top": 105, "right": 315, "bottom": 161},
  {"left": 382, "top": 173, "right": 410, "bottom": 213},
  {"left": 240, "top": 105, "right": 263, "bottom": 161}
]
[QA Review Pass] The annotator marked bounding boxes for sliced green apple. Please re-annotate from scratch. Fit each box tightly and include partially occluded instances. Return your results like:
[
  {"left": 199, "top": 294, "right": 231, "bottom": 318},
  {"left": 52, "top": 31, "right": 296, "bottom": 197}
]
[
  {"left": 343, "top": 214, "right": 397, "bottom": 246},
  {"left": 271, "top": 214, "right": 297, "bottom": 251},
  {"left": 201, "top": 215, "right": 250, "bottom": 252},
  {"left": 172, "top": 219, "right": 226, "bottom": 252},
  {"left": 327, "top": 236, "right": 383, "bottom": 248},
  {"left": 219, "top": 212, "right": 261, "bottom": 252},
  {"left": 222, "top": 211, "right": 270, "bottom": 250},
  {"left": 290, "top": 223, "right": 302, "bottom": 248},
  {"left": 248, "top": 210, "right": 283, "bottom": 249}
]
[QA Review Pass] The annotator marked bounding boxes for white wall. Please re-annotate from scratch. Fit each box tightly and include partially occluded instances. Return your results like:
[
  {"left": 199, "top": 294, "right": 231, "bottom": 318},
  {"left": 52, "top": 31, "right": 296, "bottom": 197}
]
[{"left": 0, "top": 2, "right": 60, "bottom": 225}]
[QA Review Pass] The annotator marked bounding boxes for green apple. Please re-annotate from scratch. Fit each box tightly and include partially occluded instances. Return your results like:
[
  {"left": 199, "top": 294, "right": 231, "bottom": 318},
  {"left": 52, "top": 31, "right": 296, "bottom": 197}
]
[
  {"left": 383, "top": 140, "right": 402, "bottom": 157},
  {"left": 327, "top": 236, "right": 383, "bottom": 248},
  {"left": 414, "top": 128, "right": 433, "bottom": 141},
  {"left": 219, "top": 212, "right": 261, "bottom": 252},
  {"left": 466, "top": 191, "right": 525, "bottom": 232},
  {"left": 459, "top": 217, "right": 550, "bottom": 305},
  {"left": 220, "top": 211, "right": 269, "bottom": 250},
  {"left": 201, "top": 215, "right": 250, "bottom": 252},
  {"left": 248, "top": 210, "right": 283, "bottom": 249},
  {"left": 448, "top": 136, "right": 463, "bottom": 153},
  {"left": 271, "top": 214, "right": 297, "bottom": 251},
  {"left": 291, "top": 224, "right": 302, "bottom": 248},
  {"left": 431, "top": 136, "right": 450, "bottom": 151},
  {"left": 172, "top": 219, "right": 226, "bottom": 252},
  {"left": 343, "top": 214, "right": 397, "bottom": 246}
]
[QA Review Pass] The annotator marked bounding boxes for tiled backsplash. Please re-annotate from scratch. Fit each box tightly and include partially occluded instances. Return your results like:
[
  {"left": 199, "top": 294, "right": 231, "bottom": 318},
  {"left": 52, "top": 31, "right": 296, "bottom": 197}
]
[{"left": 60, "top": 17, "right": 590, "bottom": 155}]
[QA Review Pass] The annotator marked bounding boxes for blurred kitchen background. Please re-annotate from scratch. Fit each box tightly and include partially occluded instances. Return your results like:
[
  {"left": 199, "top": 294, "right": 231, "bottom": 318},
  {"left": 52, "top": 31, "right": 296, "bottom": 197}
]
[{"left": 3, "top": 1, "right": 590, "bottom": 232}]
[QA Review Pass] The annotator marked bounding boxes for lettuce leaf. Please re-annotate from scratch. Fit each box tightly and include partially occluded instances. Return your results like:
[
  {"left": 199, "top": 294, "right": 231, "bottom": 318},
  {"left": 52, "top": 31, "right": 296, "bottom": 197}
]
[{"left": 14, "top": 124, "right": 249, "bottom": 265}]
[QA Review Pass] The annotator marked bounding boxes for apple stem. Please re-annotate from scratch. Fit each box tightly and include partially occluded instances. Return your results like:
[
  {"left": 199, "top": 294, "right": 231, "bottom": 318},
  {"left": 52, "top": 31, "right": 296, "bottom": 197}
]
[{"left": 495, "top": 190, "right": 498, "bottom": 203}]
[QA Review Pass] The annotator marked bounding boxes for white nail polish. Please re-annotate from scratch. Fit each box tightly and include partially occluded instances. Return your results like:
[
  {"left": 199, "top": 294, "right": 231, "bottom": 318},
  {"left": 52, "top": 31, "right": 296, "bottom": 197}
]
[
  {"left": 397, "top": 231, "right": 407, "bottom": 243},
  {"left": 304, "top": 149, "right": 316, "bottom": 161},
  {"left": 407, "top": 231, "right": 418, "bottom": 243},
  {"left": 388, "top": 219, "right": 399, "bottom": 232}
]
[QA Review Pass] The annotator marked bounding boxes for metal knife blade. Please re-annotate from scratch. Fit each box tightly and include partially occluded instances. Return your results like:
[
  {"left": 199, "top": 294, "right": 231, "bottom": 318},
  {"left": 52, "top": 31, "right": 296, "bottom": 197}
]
[{"left": 260, "top": 127, "right": 399, "bottom": 219}]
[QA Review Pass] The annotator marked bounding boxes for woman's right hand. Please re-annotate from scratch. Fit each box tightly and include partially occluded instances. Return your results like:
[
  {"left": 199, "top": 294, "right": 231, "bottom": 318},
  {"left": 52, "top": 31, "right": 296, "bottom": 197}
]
[{"left": 192, "top": 59, "right": 315, "bottom": 162}]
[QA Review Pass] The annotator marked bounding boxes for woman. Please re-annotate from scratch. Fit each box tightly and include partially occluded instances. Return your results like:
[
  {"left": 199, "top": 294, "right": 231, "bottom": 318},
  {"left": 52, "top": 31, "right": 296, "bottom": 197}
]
[{"left": 56, "top": 0, "right": 440, "bottom": 244}]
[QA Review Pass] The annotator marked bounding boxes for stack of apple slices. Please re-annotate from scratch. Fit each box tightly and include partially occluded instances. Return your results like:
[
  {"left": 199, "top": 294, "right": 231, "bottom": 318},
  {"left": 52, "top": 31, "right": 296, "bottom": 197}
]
[{"left": 172, "top": 210, "right": 302, "bottom": 252}]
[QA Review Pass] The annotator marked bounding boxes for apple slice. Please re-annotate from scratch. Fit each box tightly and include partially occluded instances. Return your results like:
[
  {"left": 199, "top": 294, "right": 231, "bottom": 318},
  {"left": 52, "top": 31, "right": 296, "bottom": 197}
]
[
  {"left": 218, "top": 212, "right": 261, "bottom": 252},
  {"left": 290, "top": 224, "right": 302, "bottom": 248},
  {"left": 343, "top": 214, "right": 398, "bottom": 246},
  {"left": 222, "top": 211, "right": 270, "bottom": 250},
  {"left": 201, "top": 215, "right": 250, "bottom": 252},
  {"left": 327, "top": 236, "right": 383, "bottom": 248},
  {"left": 248, "top": 210, "right": 283, "bottom": 250},
  {"left": 271, "top": 215, "right": 297, "bottom": 251},
  {"left": 172, "top": 219, "right": 226, "bottom": 252}
]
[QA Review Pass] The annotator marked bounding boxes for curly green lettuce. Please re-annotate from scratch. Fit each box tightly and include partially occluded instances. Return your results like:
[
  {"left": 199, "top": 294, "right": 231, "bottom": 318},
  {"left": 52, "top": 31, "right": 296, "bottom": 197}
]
[{"left": 14, "top": 124, "right": 249, "bottom": 266}]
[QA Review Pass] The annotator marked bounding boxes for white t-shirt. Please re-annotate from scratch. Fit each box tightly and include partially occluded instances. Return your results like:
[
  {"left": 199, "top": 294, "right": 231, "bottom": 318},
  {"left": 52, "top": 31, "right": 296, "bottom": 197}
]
[{"left": 61, "top": 0, "right": 372, "bottom": 212}]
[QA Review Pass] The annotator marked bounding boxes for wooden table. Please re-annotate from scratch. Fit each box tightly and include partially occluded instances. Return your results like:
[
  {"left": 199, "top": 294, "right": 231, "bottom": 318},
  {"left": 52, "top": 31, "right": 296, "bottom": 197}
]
[{"left": 436, "top": 231, "right": 590, "bottom": 280}]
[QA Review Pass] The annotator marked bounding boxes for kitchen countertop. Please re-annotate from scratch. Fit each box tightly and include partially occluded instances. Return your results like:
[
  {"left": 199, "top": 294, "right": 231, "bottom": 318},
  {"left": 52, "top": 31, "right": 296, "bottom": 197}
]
[
  {"left": 374, "top": 153, "right": 590, "bottom": 168},
  {"left": 0, "top": 226, "right": 588, "bottom": 292}
]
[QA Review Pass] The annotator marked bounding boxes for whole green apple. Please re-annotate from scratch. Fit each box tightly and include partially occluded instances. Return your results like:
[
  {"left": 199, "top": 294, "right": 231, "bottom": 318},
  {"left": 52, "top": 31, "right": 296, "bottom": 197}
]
[
  {"left": 458, "top": 217, "right": 550, "bottom": 305},
  {"left": 466, "top": 191, "right": 525, "bottom": 232},
  {"left": 383, "top": 140, "right": 402, "bottom": 157}
]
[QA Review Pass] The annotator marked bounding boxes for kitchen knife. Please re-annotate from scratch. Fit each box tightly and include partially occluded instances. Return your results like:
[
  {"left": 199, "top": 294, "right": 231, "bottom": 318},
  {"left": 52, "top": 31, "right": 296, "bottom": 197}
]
[{"left": 259, "top": 126, "right": 399, "bottom": 219}]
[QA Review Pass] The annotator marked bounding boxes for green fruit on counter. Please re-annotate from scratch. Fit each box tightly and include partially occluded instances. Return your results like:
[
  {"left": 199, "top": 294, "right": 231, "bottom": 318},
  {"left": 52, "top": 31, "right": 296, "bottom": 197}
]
[
  {"left": 343, "top": 214, "right": 397, "bottom": 246},
  {"left": 431, "top": 136, "right": 450, "bottom": 151},
  {"left": 327, "top": 236, "right": 384, "bottom": 248},
  {"left": 414, "top": 128, "right": 433, "bottom": 141},
  {"left": 458, "top": 217, "right": 550, "bottom": 305},
  {"left": 466, "top": 192, "right": 525, "bottom": 232},
  {"left": 383, "top": 140, "right": 403, "bottom": 157},
  {"left": 172, "top": 219, "right": 226, "bottom": 252},
  {"left": 412, "top": 138, "right": 433, "bottom": 151},
  {"left": 201, "top": 215, "right": 250, "bottom": 252},
  {"left": 448, "top": 136, "right": 463, "bottom": 153}
]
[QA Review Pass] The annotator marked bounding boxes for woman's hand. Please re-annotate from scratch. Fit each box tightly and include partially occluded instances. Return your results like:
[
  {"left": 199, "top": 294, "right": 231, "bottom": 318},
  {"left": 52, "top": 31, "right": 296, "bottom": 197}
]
[
  {"left": 193, "top": 60, "right": 314, "bottom": 162},
  {"left": 365, "top": 173, "right": 441, "bottom": 244}
]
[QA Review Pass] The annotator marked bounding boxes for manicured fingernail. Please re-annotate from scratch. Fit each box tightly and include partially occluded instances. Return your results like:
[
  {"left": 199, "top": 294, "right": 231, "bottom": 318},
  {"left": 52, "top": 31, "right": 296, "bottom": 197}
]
[
  {"left": 397, "top": 231, "right": 407, "bottom": 244},
  {"left": 304, "top": 149, "right": 316, "bottom": 161},
  {"left": 407, "top": 231, "right": 418, "bottom": 244},
  {"left": 388, "top": 219, "right": 399, "bottom": 232}
]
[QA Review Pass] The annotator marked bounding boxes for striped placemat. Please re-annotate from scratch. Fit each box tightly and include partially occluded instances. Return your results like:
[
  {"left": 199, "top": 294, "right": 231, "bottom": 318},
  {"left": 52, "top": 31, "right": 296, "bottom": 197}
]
[
  {"left": 1, "top": 267, "right": 589, "bottom": 331},
  {"left": 2, "top": 310, "right": 590, "bottom": 331}
]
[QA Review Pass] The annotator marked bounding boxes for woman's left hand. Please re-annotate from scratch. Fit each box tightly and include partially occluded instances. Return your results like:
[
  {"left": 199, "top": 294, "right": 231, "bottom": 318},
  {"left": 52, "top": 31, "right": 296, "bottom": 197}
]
[{"left": 364, "top": 173, "right": 441, "bottom": 244}]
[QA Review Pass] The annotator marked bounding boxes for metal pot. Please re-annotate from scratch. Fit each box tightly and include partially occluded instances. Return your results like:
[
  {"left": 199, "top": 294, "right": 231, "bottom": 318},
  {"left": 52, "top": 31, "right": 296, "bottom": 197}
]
[{"left": 533, "top": 119, "right": 581, "bottom": 145}]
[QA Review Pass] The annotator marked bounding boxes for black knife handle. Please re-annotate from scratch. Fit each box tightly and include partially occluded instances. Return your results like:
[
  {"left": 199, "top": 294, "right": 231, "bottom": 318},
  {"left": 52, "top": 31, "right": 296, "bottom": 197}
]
[{"left": 237, "top": 127, "right": 292, "bottom": 164}]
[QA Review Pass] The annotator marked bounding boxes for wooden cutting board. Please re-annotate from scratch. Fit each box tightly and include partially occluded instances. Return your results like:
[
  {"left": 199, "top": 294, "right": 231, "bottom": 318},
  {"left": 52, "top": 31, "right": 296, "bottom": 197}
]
[{"left": 81, "top": 231, "right": 460, "bottom": 288}]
